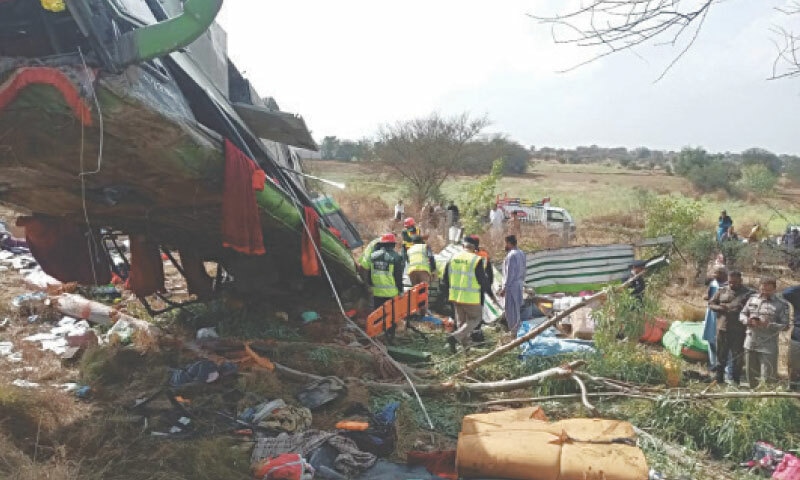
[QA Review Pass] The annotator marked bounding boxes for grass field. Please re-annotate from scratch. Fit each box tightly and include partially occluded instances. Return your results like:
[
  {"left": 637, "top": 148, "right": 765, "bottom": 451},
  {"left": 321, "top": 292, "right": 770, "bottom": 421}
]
[{"left": 307, "top": 160, "right": 800, "bottom": 234}]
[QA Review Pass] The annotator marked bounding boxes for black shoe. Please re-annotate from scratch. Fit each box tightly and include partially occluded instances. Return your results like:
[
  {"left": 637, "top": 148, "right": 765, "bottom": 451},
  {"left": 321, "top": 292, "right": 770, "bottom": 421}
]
[{"left": 447, "top": 336, "right": 457, "bottom": 354}]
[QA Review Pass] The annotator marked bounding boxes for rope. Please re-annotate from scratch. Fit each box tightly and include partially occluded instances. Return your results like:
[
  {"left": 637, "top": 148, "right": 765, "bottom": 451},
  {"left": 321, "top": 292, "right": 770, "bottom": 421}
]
[{"left": 77, "top": 47, "right": 104, "bottom": 286}]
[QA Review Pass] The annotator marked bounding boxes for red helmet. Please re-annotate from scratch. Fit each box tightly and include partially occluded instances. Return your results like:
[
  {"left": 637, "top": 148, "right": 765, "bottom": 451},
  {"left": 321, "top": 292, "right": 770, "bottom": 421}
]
[
  {"left": 403, "top": 217, "right": 416, "bottom": 227},
  {"left": 380, "top": 233, "right": 397, "bottom": 243}
]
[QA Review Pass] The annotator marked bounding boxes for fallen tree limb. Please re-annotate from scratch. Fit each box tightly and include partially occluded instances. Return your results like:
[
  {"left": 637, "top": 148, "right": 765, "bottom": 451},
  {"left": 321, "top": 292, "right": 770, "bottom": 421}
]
[
  {"left": 571, "top": 374, "right": 599, "bottom": 417},
  {"left": 457, "top": 270, "right": 647, "bottom": 377},
  {"left": 476, "top": 389, "right": 800, "bottom": 407},
  {"left": 478, "top": 392, "right": 651, "bottom": 406},
  {"left": 273, "top": 360, "right": 586, "bottom": 395}
]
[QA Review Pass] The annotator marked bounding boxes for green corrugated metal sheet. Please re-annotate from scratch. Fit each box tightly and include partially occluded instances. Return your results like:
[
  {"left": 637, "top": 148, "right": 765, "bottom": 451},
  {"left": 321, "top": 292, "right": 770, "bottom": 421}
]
[{"left": 526, "top": 244, "right": 635, "bottom": 294}]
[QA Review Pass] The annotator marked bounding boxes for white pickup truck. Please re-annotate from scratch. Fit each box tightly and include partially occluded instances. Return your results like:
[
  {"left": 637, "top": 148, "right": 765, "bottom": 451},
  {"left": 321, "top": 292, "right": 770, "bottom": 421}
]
[{"left": 496, "top": 195, "right": 577, "bottom": 241}]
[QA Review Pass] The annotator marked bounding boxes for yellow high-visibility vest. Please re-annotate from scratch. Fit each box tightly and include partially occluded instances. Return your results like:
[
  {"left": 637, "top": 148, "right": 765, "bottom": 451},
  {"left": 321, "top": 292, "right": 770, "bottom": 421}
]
[{"left": 448, "top": 251, "right": 482, "bottom": 305}]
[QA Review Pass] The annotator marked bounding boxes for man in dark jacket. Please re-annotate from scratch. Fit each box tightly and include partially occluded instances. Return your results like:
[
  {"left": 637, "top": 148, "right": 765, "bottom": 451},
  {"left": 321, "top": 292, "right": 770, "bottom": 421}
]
[
  {"left": 782, "top": 285, "right": 800, "bottom": 342},
  {"left": 708, "top": 271, "right": 753, "bottom": 385}
]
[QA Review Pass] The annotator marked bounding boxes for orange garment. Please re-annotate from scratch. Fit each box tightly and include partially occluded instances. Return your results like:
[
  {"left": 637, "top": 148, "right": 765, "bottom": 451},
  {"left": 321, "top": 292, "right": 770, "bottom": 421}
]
[
  {"left": 17, "top": 216, "right": 110, "bottom": 285},
  {"left": 127, "top": 235, "right": 165, "bottom": 297},
  {"left": 221, "top": 139, "right": 266, "bottom": 255},
  {"left": 301, "top": 206, "right": 321, "bottom": 276}
]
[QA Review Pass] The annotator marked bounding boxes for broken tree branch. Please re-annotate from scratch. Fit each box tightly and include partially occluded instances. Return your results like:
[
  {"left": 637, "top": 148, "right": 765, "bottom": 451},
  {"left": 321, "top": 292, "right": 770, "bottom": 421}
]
[
  {"left": 571, "top": 374, "right": 600, "bottom": 417},
  {"left": 457, "top": 269, "right": 647, "bottom": 376},
  {"left": 274, "top": 360, "right": 586, "bottom": 396},
  {"left": 476, "top": 389, "right": 800, "bottom": 407}
]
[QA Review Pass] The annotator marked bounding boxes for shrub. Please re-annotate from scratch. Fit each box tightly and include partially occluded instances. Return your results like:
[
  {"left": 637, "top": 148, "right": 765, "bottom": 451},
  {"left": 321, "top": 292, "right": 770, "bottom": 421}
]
[{"left": 737, "top": 164, "right": 778, "bottom": 195}]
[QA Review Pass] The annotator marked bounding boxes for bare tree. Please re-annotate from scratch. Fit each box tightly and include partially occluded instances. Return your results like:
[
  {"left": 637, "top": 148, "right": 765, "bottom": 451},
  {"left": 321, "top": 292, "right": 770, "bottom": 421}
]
[
  {"left": 532, "top": 1, "right": 800, "bottom": 81},
  {"left": 375, "top": 113, "right": 488, "bottom": 206},
  {"left": 772, "top": 1, "right": 800, "bottom": 79}
]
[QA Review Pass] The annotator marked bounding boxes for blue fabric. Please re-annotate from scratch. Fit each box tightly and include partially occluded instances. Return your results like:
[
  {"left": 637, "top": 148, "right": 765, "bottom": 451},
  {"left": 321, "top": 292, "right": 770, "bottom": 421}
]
[
  {"left": 703, "top": 280, "right": 720, "bottom": 369},
  {"left": 374, "top": 401, "right": 400, "bottom": 425},
  {"left": 502, "top": 248, "right": 526, "bottom": 333},
  {"left": 718, "top": 217, "right": 732, "bottom": 241},
  {"left": 517, "top": 319, "right": 595, "bottom": 357}
]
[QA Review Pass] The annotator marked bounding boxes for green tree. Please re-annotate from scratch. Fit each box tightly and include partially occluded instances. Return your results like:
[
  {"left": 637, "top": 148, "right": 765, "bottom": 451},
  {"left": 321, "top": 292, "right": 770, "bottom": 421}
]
[
  {"left": 320, "top": 136, "right": 339, "bottom": 160},
  {"left": 741, "top": 147, "right": 782, "bottom": 175},
  {"left": 738, "top": 164, "right": 778, "bottom": 195},
  {"left": 375, "top": 113, "right": 488, "bottom": 205},
  {"left": 675, "top": 147, "right": 740, "bottom": 193},
  {"left": 459, "top": 159, "right": 504, "bottom": 234},
  {"left": 643, "top": 195, "right": 703, "bottom": 250}
]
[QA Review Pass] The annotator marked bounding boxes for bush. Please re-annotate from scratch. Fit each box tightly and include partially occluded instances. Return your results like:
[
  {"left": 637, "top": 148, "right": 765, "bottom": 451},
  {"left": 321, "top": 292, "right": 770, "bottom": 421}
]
[
  {"left": 685, "top": 231, "right": 718, "bottom": 279},
  {"left": 642, "top": 195, "right": 704, "bottom": 250},
  {"left": 737, "top": 164, "right": 778, "bottom": 195}
]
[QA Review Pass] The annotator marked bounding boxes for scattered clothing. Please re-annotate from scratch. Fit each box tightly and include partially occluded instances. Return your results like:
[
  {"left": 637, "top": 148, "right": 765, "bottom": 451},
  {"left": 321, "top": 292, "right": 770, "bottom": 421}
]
[
  {"left": 260, "top": 406, "right": 312, "bottom": 433},
  {"left": 252, "top": 431, "right": 377, "bottom": 477},
  {"left": 168, "top": 359, "right": 237, "bottom": 387},
  {"left": 296, "top": 377, "right": 346, "bottom": 410},
  {"left": 127, "top": 235, "right": 165, "bottom": 297},
  {"left": 252, "top": 453, "right": 314, "bottom": 480},
  {"left": 221, "top": 139, "right": 266, "bottom": 255},
  {"left": 407, "top": 450, "right": 457, "bottom": 480}
]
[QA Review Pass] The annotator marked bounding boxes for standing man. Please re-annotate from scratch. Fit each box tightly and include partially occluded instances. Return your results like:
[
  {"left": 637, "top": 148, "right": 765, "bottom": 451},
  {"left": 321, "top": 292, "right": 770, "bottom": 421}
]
[
  {"left": 357, "top": 236, "right": 381, "bottom": 281},
  {"left": 717, "top": 210, "right": 733, "bottom": 242},
  {"left": 406, "top": 235, "right": 436, "bottom": 287},
  {"left": 367, "top": 233, "right": 404, "bottom": 310},
  {"left": 703, "top": 267, "right": 728, "bottom": 375},
  {"left": 782, "top": 285, "right": 800, "bottom": 342},
  {"left": 708, "top": 271, "right": 753, "bottom": 385},
  {"left": 498, "top": 235, "right": 526, "bottom": 335},
  {"left": 442, "top": 237, "right": 491, "bottom": 353},
  {"left": 394, "top": 200, "right": 404, "bottom": 222},
  {"left": 740, "top": 277, "right": 791, "bottom": 386},
  {"left": 401, "top": 217, "right": 422, "bottom": 260},
  {"left": 446, "top": 201, "right": 460, "bottom": 227},
  {"left": 489, "top": 204, "right": 505, "bottom": 242}
]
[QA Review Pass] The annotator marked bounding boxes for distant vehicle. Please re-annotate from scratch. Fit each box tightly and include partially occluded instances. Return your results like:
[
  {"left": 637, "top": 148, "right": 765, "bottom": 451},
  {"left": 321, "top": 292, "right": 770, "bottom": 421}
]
[{"left": 496, "top": 194, "right": 577, "bottom": 241}]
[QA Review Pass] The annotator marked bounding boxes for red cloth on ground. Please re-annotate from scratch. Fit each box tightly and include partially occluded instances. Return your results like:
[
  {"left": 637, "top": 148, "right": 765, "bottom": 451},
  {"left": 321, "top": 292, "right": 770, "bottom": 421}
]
[
  {"left": 407, "top": 450, "right": 457, "bottom": 480},
  {"left": 0, "top": 67, "right": 92, "bottom": 125},
  {"left": 16, "top": 216, "right": 110, "bottom": 285},
  {"left": 221, "top": 139, "right": 266, "bottom": 255},
  {"left": 127, "top": 235, "right": 165, "bottom": 297},
  {"left": 178, "top": 248, "right": 214, "bottom": 300},
  {"left": 301, "top": 206, "right": 321, "bottom": 277}
]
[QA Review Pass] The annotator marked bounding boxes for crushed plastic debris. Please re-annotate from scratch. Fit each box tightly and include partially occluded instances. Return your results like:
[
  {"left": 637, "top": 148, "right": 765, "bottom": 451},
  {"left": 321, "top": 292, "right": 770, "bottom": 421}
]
[
  {"left": 12, "top": 379, "right": 40, "bottom": 388},
  {"left": 196, "top": 327, "right": 219, "bottom": 339},
  {"left": 23, "top": 317, "right": 93, "bottom": 355}
]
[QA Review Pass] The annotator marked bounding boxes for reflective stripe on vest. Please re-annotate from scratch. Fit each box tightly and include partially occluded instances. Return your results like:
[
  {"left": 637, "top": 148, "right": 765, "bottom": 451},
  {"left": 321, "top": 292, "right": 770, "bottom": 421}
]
[
  {"left": 402, "top": 226, "right": 421, "bottom": 248},
  {"left": 371, "top": 256, "right": 398, "bottom": 297},
  {"left": 359, "top": 238, "right": 380, "bottom": 269},
  {"left": 407, "top": 244, "right": 430, "bottom": 274},
  {"left": 448, "top": 251, "right": 481, "bottom": 305}
]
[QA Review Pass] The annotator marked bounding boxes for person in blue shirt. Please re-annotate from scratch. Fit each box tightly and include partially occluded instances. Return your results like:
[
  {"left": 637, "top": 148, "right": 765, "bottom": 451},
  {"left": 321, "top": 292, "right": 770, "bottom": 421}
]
[{"left": 717, "top": 210, "right": 733, "bottom": 242}]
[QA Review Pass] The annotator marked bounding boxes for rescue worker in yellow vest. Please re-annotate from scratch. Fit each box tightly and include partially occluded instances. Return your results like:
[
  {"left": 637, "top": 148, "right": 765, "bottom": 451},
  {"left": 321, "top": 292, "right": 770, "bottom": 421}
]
[
  {"left": 401, "top": 217, "right": 421, "bottom": 261},
  {"left": 467, "top": 234, "right": 493, "bottom": 343},
  {"left": 367, "top": 233, "right": 405, "bottom": 310},
  {"left": 407, "top": 235, "right": 436, "bottom": 287},
  {"left": 442, "top": 236, "right": 491, "bottom": 353},
  {"left": 357, "top": 237, "right": 381, "bottom": 282}
]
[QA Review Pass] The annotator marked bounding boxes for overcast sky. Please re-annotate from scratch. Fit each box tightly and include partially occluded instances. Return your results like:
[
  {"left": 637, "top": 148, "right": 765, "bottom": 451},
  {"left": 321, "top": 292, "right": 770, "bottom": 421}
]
[{"left": 217, "top": 1, "right": 800, "bottom": 155}]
